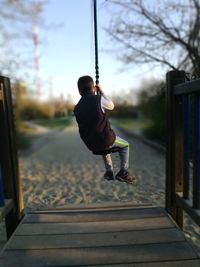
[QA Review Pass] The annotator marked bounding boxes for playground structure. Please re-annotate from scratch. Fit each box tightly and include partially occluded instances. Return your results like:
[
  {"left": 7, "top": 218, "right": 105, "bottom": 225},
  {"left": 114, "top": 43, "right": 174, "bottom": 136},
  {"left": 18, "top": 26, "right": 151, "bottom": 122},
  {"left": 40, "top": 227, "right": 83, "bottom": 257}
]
[
  {"left": 0, "top": 70, "right": 200, "bottom": 265},
  {"left": 0, "top": 76, "right": 24, "bottom": 239},
  {"left": 166, "top": 71, "right": 200, "bottom": 228}
]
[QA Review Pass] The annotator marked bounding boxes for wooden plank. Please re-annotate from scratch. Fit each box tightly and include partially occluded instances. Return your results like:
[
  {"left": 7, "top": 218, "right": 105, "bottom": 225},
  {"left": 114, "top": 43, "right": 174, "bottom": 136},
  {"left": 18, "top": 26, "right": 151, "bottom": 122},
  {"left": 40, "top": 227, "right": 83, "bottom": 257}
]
[
  {"left": 174, "top": 78, "right": 200, "bottom": 95},
  {"left": 29, "top": 202, "right": 152, "bottom": 213},
  {"left": 16, "top": 216, "right": 175, "bottom": 235},
  {"left": 24, "top": 207, "right": 166, "bottom": 223},
  {"left": 165, "top": 71, "right": 185, "bottom": 220},
  {"left": 0, "top": 199, "right": 14, "bottom": 221},
  {"left": 54, "top": 259, "right": 200, "bottom": 267},
  {"left": 0, "top": 242, "right": 198, "bottom": 267},
  {"left": 175, "top": 193, "right": 200, "bottom": 226},
  {"left": 7, "top": 228, "right": 185, "bottom": 250}
]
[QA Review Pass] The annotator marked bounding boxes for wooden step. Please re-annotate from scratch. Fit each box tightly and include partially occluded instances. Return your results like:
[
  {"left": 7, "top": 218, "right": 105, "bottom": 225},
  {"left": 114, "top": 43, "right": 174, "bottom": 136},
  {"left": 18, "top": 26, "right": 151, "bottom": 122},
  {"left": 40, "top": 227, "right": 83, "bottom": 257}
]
[{"left": 0, "top": 205, "right": 199, "bottom": 267}]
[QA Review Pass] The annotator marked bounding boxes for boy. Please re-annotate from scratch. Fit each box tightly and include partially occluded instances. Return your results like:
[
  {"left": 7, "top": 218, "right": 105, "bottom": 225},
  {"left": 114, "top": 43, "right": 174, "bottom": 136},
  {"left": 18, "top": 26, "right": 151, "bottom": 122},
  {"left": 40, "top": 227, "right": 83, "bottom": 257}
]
[{"left": 74, "top": 75, "right": 136, "bottom": 184}]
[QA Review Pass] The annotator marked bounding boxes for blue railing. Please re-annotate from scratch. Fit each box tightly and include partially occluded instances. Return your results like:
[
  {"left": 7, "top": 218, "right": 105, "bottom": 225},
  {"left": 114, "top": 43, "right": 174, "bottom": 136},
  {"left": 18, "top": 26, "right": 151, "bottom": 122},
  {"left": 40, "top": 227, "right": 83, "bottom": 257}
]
[
  {"left": 183, "top": 95, "right": 190, "bottom": 200},
  {"left": 193, "top": 93, "right": 200, "bottom": 208}
]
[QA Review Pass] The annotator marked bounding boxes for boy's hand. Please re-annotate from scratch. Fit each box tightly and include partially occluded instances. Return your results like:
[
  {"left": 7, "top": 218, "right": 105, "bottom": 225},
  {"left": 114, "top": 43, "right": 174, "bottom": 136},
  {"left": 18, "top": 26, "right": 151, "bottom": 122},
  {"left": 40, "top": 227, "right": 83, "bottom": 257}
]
[{"left": 95, "top": 85, "right": 104, "bottom": 95}]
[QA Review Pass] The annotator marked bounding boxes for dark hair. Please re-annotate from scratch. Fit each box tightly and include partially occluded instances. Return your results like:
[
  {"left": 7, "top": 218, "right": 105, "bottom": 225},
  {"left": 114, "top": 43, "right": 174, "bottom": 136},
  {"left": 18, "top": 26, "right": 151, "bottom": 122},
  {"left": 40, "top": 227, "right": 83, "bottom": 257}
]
[{"left": 77, "top": 75, "right": 94, "bottom": 95}]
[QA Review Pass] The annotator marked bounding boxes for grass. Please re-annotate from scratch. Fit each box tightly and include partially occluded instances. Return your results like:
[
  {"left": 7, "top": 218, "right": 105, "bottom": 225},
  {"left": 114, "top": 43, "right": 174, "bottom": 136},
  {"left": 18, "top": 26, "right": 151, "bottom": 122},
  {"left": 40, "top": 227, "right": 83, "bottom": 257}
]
[
  {"left": 16, "top": 117, "right": 72, "bottom": 150},
  {"left": 112, "top": 117, "right": 153, "bottom": 131},
  {"left": 16, "top": 132, "right": 36, "bottom": 150},
  {"left": 33, "top": 117, "right": 72, "bottom": 129},
  {"left": 16, "top": 122, "right": 38, "bottom": 150}
]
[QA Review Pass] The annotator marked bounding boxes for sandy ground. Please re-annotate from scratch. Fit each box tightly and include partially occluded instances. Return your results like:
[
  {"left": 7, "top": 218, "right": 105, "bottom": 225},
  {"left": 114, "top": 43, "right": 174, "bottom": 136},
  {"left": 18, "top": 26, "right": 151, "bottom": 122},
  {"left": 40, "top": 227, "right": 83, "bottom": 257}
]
[
  {"left": 0, "top": 123, "right": 199, "bottom": 254},
  {"left": 20, "top": 123, "right": 166, "bottom": 208}
]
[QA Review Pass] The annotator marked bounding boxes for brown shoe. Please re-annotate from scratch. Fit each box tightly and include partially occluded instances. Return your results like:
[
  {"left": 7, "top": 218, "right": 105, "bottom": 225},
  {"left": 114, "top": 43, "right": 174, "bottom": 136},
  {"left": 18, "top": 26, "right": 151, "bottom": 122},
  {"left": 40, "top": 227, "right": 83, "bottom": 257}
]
[{"left": 116, "top": 170, "right": 136, "bottom": 184}]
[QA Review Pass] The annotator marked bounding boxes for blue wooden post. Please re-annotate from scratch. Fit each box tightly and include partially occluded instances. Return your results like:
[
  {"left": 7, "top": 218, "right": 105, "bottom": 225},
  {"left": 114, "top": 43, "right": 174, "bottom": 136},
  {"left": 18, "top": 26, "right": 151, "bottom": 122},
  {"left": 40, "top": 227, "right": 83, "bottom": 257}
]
[
  {"left": 183, "top": 95, "right": 190, "bottom": 199},
  {"left": 193, "top": 93, "right": 200, "bottom": 209},
  {"left": 0, "top": 164, "right": 5, "bottom": 206}
]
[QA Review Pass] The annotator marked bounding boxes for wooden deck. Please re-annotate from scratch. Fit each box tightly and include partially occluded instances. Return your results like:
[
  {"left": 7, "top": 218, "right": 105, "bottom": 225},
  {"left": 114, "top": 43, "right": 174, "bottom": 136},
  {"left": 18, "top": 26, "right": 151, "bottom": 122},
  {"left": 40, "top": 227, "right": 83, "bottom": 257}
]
[{"left": 0, "top": 203, "right": 200, "bottom": 266}]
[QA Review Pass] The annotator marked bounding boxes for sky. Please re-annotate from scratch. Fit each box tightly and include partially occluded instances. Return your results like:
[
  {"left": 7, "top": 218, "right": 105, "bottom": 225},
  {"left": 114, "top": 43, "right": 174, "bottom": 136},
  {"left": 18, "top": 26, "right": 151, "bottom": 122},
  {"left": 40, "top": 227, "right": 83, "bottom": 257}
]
[{"left": 37, "top": 0, "right": 160, "bottom": 103}]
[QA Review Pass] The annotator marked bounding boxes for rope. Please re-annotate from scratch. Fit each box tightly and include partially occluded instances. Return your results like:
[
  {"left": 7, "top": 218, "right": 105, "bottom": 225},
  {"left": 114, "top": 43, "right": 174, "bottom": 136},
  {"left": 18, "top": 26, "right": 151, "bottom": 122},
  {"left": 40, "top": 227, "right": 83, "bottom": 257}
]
[{"left": 93, "top": 0, "right": 99, "bottom": 85}]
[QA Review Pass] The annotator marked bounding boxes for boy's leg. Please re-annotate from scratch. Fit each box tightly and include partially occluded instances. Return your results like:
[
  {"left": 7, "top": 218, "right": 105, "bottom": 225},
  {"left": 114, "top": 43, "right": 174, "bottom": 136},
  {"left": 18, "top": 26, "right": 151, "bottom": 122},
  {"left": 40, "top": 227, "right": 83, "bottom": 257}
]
[
  {"left": 102, "top": 154, "right": 114, "bottom": 180},
  {"left": 102, "top": 153, "right": 113, "bottom": 172},
  {"left": 112, "top": 136, "right": 129, "bottom": 170},
  {"left": 111, "top": 136, "right": 136, "bottom": 184}
]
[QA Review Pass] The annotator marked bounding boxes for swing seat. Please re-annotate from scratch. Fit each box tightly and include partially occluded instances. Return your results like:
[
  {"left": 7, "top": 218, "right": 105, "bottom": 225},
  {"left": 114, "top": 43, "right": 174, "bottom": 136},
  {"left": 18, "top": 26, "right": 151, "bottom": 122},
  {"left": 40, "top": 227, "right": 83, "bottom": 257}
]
[{"left": 93, "top": 146, "right": 120, "bottom": 155}]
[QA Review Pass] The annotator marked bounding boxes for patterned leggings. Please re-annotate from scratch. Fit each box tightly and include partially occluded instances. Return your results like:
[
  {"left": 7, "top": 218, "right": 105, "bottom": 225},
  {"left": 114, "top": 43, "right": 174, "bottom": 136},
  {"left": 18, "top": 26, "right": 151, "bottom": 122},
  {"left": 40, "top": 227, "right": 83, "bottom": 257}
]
[{"left": 102, "top": 136, "right": 129, "bottom": 172}]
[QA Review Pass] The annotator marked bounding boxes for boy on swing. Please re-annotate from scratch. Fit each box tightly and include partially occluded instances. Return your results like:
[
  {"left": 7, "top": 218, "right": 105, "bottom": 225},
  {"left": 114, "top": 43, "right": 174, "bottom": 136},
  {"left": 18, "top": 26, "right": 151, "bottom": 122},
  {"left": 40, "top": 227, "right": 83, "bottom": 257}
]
[{"left": 74, "top": 75, "right": 136, "bottom": 184}]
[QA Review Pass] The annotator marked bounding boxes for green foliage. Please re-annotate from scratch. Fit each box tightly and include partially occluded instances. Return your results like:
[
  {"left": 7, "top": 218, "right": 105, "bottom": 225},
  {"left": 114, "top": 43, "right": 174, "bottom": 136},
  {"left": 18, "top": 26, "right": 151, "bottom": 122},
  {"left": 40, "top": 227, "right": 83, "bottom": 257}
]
[
  {"left": 138, "top": 81, "right": 166, "bottom": 143},
  {"left": 110, "top": 104, "right": 138, "bottom": 118},
  {"left": 19, "top": 100, "right": 51, "bottom": 120},
  {"left": 16, "top": 122, "right": 38, "bottom": 150},
  {"left": 109, "top": 91, "right": 138, "bottom": 118},
  {"left": 33, "top": 117, "right": 71, "bottom": 129},
  {"left": 13, "top": 81, "right": 75, "bottom": 121},
  {"left": 12, "top": 80, "right": 74, "bottom": 150},
  {"left": 112, "top": 117, "right": 152, "bottom": 131}
]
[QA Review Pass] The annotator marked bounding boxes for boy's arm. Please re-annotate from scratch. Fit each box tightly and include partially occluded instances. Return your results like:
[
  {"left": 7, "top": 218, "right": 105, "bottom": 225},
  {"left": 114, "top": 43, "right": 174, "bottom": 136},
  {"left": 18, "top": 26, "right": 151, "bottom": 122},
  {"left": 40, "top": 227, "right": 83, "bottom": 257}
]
[
  {"left": 95, "top": 85, "right": 114, "bottom": 111},
  {"left": 101, "top": 95, "right": 114, "bottom": 111}
]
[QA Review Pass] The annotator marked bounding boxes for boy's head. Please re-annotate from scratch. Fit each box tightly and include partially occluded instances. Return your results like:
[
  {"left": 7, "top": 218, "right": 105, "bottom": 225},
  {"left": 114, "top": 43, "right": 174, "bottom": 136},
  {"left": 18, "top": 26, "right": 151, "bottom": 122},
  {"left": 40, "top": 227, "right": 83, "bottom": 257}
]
[{"left": 77, "top": 75, "right": 95, "bottom": 96}]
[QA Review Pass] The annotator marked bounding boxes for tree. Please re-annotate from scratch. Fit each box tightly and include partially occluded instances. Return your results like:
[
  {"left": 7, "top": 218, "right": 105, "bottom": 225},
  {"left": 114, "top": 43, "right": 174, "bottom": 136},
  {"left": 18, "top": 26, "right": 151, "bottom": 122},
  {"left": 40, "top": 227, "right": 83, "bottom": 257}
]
[
  {"left": 0, "top": 0, "right": 47, "bottom": 77},
  {"left": 106, "top": 0, "right": 200, "bottom": 76},
  {"left": 137, "top": 79, "right": 166, "bottom": 142}
]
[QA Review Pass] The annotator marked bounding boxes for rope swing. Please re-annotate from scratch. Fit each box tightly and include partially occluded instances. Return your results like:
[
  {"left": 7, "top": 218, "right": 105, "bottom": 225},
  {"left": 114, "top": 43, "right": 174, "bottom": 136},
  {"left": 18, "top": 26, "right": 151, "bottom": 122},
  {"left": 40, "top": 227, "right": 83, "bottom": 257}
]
[
  {"left": 92, "top": 0, "right": 120, "bottom": 156},
  {"left": 93, "top": 0, "right": 99, "bottom": 85}
]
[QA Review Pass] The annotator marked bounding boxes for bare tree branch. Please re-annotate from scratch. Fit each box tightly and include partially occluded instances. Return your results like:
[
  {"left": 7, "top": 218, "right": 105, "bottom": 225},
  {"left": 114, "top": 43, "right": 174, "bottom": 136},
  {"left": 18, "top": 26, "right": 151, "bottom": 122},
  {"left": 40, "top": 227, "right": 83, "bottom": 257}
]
[
  {"left": 106, "top": 0, "right": 200, "bottom": 75},
  {"left": 107, "top": 28, "right": 178, "bottom": 70}
]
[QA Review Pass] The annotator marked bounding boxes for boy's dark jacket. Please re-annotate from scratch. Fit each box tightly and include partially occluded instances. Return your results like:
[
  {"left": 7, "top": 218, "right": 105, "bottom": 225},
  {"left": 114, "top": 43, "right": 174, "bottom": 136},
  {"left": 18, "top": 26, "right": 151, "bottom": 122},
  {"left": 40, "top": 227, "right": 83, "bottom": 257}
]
[{"left": 74, "top": 91, "right": 116, "bottom": 152}]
